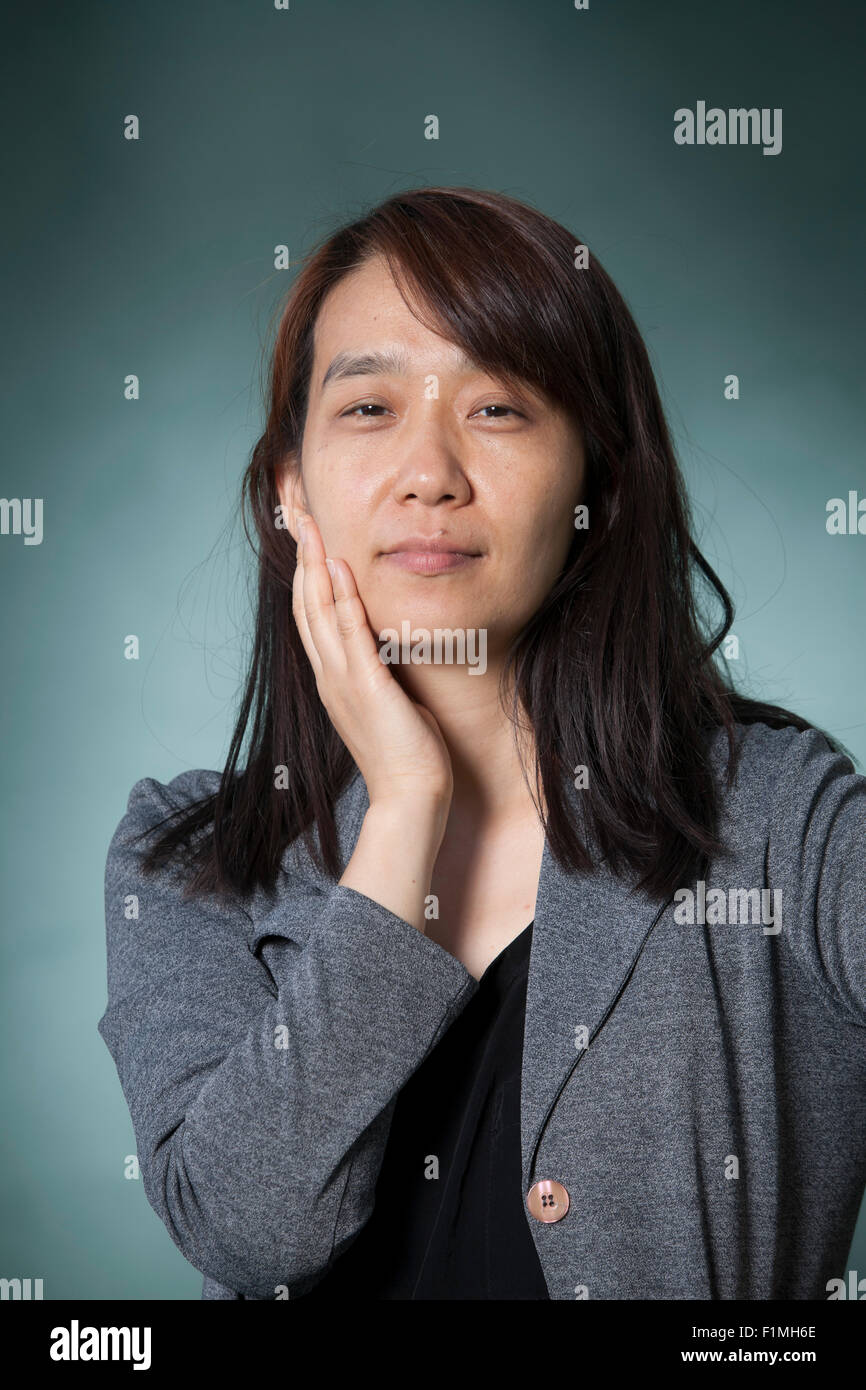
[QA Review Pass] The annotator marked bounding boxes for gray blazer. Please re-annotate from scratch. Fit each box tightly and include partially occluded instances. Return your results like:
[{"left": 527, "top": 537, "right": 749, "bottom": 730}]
[{"left": 97, "top": 721, "right": 866, "bottom": 1299}]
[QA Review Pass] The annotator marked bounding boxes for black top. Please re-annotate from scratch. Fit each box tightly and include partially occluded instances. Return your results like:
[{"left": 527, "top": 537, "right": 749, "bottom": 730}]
[{"left": 298, "top": 920, "right": 550, "bottom": 1300}]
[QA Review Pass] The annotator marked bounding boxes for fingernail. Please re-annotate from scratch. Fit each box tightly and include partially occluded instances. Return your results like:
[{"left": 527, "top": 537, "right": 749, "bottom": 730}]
[
  {"left": 296, "top": 514, "right": 307, "bottom": 541},
  {"left": 325, "top": 558, "right": 336, "bottom": 580}
]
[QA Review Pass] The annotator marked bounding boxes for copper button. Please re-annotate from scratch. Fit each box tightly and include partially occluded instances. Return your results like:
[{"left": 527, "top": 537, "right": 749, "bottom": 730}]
[{"left": 526, "top": 1179, "right": 570, "bottom": 1223}]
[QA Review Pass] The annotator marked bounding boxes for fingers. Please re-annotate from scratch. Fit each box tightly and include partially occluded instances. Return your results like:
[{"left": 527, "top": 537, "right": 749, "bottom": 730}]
[
  {"left": 327, "top": 556, "right": 388, "bottom": 679},
  {"left": 291, "top": 552, "right": 322, "bottom": 679},
  {"left": 297, "top": 513, "right": 344, "bottom": 667},
  {"left": 292, "top": 513, "right": 383, "bottom": 685}
]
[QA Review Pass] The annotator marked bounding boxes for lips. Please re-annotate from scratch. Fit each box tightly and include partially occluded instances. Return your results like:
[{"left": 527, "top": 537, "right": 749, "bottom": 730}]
[
  {"left": 379, "top": 537, "right": 482, "bottom": 575},
  {"left": 381, "top": 537, "right": 481, "bottom": 556}
]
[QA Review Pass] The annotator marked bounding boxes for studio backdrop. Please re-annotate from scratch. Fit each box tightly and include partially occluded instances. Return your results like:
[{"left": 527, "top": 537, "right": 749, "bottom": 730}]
[{"left": 1, "top": 0, "right": 863, "bottom": 1299}]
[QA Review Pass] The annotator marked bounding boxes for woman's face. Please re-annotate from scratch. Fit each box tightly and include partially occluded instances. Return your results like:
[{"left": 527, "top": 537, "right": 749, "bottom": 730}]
[{"left": 278, "top": 254, "right": 585, "bottom": 662}]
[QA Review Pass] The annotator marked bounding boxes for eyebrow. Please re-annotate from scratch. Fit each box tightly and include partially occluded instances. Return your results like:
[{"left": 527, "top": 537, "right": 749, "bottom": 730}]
[{"left": 321, "top": 346, "right": 478, "bottom": 391}]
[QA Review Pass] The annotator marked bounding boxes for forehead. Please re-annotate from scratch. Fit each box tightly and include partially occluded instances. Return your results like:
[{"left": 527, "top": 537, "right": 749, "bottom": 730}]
[
  {"left": 308, "top": 255, "right": 557, "bottom": 414},
  {"left": 311, "top": 257, "right": 473, "bottom": 377}
]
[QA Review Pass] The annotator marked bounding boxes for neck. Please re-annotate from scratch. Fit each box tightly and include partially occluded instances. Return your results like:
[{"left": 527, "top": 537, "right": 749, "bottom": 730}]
[{"left": 390, "top": 657, "right": 539, "bottom": 822}]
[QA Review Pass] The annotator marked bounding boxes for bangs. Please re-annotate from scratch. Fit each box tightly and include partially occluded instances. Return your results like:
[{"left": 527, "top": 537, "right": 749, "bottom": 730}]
[{"left": 358, "top": 192, "right": 580, "bottom": 413}]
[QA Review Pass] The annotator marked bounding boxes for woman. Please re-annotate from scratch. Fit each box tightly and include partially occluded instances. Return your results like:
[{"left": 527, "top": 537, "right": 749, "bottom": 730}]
[{"left": 97, "top": 186, "right": 866, "bottom": 1300}]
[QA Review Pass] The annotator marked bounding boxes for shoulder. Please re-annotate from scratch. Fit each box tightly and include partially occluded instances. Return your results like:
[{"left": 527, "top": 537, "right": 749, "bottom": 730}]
[
  {"left": 706, "top": 719, "right": 863, "bottom": 847},
  {"left": 105, "top": 769, "right": 223, "bottom": 886},
  {"left": 709, "top": 718, "right": 847, "bottom": 779},
  {"left": 710, "top": 718, "right": 857, "bottom": 782},
  {"left": 110, "top": 769, "right": 221, "bottom": 838},
  {"left": 100, "top": 772, "right": 257, "bottom": 1018}
]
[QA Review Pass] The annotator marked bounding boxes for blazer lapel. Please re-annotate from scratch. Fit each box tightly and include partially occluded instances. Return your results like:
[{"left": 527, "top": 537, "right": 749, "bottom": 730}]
[{"left": 520, "top": 779, "right": 676, "bottom": 1187}]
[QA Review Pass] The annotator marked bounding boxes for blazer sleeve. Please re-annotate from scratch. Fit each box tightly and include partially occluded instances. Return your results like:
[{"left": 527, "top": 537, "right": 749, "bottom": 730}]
[
  {"left": 767, "top": 726, "right": 866, "bottom": 1026},
  {"left": 97, "top": 775, "right": 478, "bottom": 1299}
]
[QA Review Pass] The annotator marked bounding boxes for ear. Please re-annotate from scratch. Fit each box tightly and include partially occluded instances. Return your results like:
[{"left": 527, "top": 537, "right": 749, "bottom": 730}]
[{"left": 275, "top": 456, "right": 308, "bottom": 542}]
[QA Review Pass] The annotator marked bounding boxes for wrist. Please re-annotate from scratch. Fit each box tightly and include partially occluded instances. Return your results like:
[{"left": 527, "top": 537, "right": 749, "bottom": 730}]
[
  {"left": 367, "top": 786, "right": 451, "bottom": 823},
  {"left": 363, "top": 796, "right": 450, "bottom": 856}
]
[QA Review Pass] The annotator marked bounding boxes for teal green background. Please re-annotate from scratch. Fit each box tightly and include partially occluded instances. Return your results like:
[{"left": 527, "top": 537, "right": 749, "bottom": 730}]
[{"left": 1, "top": 0, "right": 863, "bottom": 1299}]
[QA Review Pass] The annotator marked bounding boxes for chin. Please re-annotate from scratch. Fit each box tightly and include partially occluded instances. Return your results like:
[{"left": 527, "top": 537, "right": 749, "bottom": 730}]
[{"left": 367, "top": 595, "right": 482, "bottom": 633}]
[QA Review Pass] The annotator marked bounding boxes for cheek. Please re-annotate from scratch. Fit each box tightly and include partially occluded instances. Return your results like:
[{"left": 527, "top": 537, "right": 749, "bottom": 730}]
[
  {"left": 517, "top": 486, "right": 575, "bottom": 565},
  {"left": 304, "top": 465, "right": 371, "bottom": 560}
]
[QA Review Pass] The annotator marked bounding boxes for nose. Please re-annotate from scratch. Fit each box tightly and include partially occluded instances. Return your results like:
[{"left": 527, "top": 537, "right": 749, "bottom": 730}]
[{"left": 389, "top": 442, "right": 472, "bottom": 508}]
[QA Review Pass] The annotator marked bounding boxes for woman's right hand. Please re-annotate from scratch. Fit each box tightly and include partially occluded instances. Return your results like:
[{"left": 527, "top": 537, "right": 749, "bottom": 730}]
[{"left": 292, "top": 511, "right": 454, "bottom": 816}]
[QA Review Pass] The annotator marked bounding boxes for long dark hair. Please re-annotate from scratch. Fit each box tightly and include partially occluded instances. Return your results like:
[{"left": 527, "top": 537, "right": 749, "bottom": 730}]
[{"left": 136, "top": 185, "right": 847, "bottom": 903}]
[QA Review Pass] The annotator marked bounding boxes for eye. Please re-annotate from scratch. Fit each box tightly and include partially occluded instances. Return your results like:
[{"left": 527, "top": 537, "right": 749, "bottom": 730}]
[
  {"left": 341, "top": 402, "right": 389, "bottom": 417},
  {"left": 339, "top": 400, "right": 525, "bottom": 420},
  {"left": 475, "top": 404, "right": 523, "bottom": 419}
]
